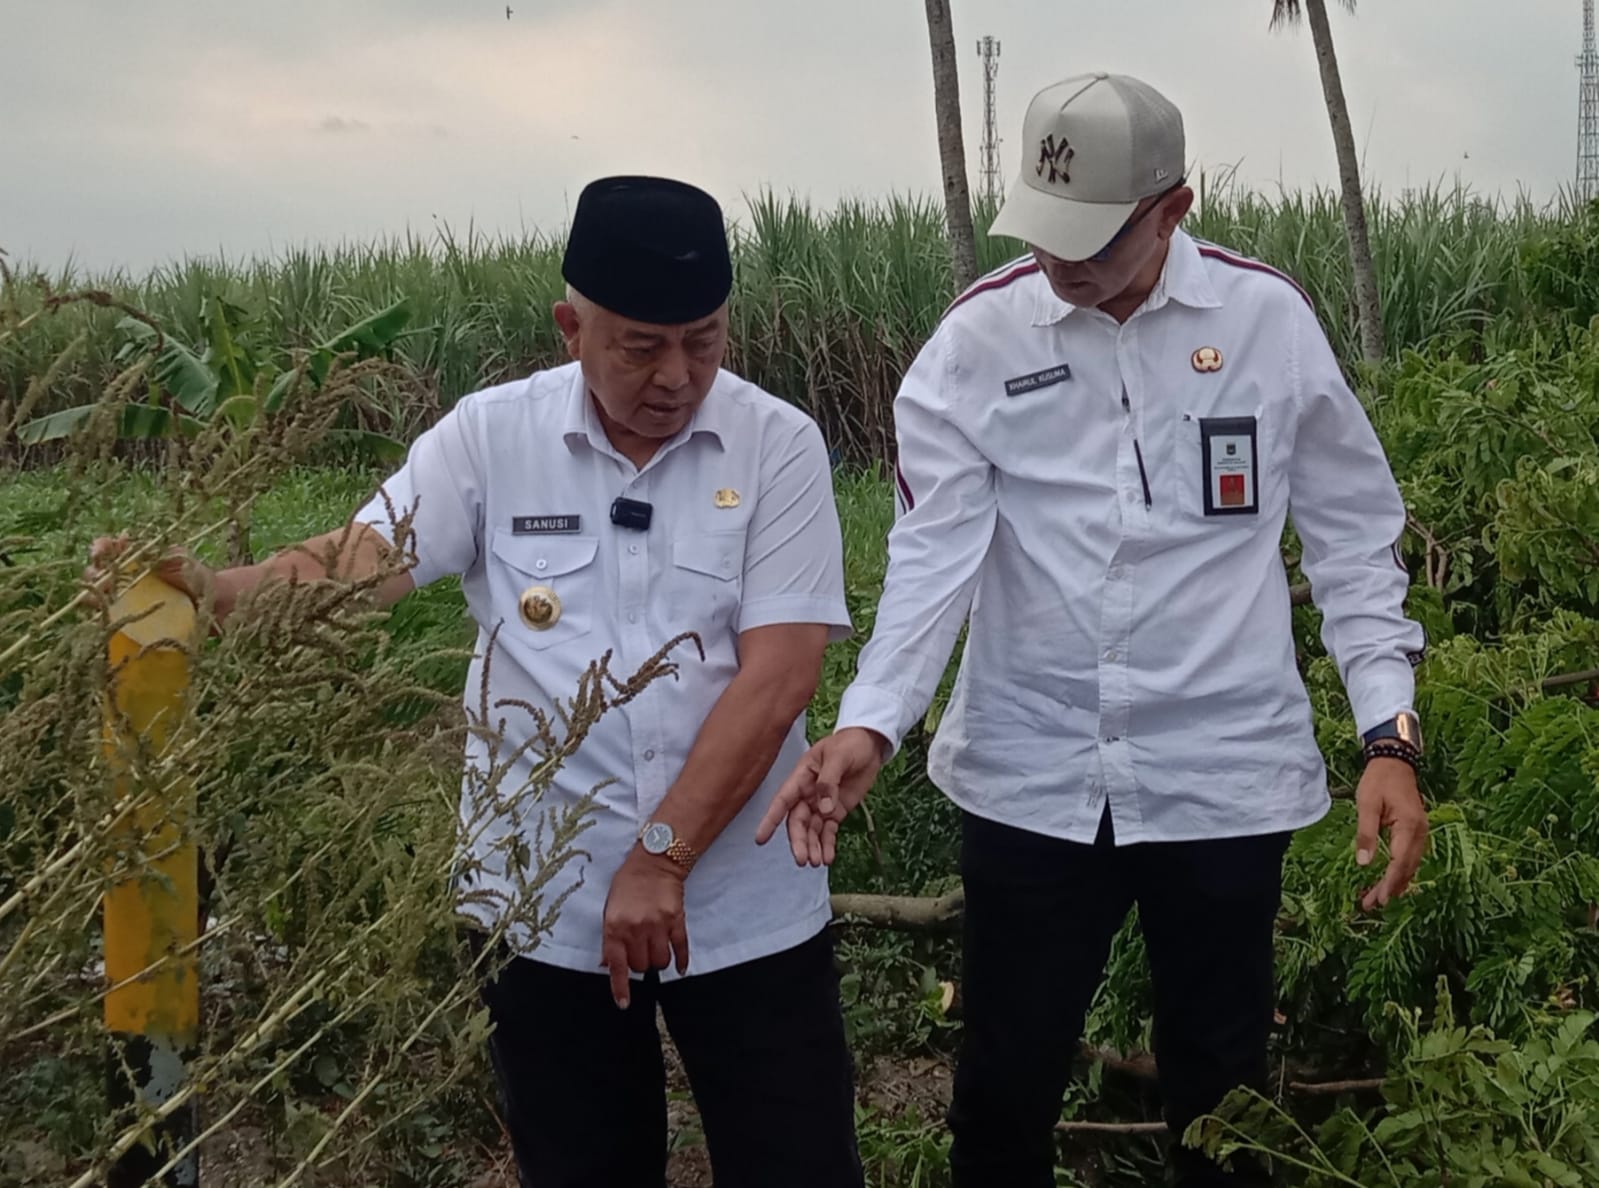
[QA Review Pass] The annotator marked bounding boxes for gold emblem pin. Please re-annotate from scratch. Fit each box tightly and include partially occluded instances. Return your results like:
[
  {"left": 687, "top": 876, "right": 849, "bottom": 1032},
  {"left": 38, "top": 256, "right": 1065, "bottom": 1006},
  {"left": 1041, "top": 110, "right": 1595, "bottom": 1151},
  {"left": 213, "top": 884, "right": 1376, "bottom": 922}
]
[
  {"left": 518, "top": 584, "right": 562, "bottom": 631},
  {"left": 714, "top": 488, "right": 741, "bottom": 509},
  {"left": 1192, "top": 346, "right": 1224, "bottom": 373}
]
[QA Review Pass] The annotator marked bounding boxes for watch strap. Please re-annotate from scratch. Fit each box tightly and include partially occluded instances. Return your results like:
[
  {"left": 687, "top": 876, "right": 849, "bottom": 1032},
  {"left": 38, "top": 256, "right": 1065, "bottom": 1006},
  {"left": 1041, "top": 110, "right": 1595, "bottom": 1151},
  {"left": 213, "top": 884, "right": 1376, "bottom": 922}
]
[
  {"left": 663, "top": 837, "right": 699, "bottom": 873},
  {"left": 1361, "top": 721, "right": 1401, "bottom": 745}
]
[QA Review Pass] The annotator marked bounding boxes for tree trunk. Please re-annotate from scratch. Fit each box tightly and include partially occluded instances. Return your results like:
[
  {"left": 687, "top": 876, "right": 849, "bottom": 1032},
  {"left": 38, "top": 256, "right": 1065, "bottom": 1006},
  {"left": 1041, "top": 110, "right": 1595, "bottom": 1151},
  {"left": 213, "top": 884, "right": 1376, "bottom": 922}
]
[
  {"left": 1304, "top": 0, "right": 1385, "bottom": 362},
  {"left": 923, "top": 0, "right": 979, "bottom": 292}
]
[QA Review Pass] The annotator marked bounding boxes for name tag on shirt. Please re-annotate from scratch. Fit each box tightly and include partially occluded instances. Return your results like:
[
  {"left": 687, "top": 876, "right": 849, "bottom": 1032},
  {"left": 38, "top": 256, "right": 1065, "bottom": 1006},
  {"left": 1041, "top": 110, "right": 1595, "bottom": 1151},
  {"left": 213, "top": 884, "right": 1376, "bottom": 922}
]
[
  {"left": 1004, "top": 364, "right": 1072, "bottom": 397},
  {"left": 1199, "top": 417, "right": 1259, "bottom": 515},
  {"left": 512, "top": 515, "right": 582, "bottom": 534}
]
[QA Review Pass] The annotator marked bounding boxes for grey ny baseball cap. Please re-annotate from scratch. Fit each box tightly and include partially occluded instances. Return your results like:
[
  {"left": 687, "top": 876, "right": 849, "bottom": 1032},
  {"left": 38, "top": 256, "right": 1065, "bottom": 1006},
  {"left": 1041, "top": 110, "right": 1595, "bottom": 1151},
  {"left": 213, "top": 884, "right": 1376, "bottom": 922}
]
[{"left": 990, "top": 73, "right": 1185, "bottom": 262}]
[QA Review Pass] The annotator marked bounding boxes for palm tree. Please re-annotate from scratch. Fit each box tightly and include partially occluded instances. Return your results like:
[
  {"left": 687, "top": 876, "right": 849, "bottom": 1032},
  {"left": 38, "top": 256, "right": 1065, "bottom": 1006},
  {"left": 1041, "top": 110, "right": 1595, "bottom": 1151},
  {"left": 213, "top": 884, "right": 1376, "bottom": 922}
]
[
  {"left": 923, "top": 0, "right": 979, "bottom": 292},
  {"left": 1272, "top": 0, "right": 1386, "bottom": 362}
]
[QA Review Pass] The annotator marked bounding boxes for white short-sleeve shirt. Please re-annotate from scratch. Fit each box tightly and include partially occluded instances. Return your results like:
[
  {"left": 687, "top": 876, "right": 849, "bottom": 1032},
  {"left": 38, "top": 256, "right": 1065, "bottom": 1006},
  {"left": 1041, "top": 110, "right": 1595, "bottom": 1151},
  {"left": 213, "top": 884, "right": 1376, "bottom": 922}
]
[{"left": 355, "top": 362, "right": 852, "bottom": 978}]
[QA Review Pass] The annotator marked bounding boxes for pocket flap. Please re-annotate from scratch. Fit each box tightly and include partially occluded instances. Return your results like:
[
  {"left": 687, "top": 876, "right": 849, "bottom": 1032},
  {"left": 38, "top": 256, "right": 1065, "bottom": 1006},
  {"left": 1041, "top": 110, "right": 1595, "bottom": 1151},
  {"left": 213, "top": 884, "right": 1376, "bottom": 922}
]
[
  {"left": 671, "top": 531, "right": 743, "bottom": 582},
  {"left": 490, "top": 531, "right": 599, "bottom": 578}
]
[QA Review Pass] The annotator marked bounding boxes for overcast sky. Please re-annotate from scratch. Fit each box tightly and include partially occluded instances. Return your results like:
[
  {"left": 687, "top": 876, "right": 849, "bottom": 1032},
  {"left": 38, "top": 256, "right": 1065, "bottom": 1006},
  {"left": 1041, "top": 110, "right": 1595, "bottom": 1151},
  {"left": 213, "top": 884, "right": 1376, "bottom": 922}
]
[{"left": 0, "top": 0, "right": 1582, "bottom": 274}]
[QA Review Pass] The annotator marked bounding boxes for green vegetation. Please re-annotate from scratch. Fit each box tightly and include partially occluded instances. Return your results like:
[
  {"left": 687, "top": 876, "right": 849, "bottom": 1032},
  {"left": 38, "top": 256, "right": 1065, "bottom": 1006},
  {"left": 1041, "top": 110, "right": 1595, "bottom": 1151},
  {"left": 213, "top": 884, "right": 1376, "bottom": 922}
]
[
  {"left": 1, "top": 181, "right": 1581, "bottom": 464},
  {"left": 3, "top": 186, "right": 1598, "bottom": 1185}
]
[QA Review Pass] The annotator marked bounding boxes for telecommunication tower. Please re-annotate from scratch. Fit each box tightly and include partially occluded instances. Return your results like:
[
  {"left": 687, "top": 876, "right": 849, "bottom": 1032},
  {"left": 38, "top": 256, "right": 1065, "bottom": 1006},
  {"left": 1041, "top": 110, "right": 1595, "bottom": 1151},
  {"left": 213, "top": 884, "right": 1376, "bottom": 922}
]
[
  {"left": 1579, "top": 0, "right": 1599, "bottom": 202},
  {"left": 976, "top": 36, "right": 1003, "bottom": 208}
]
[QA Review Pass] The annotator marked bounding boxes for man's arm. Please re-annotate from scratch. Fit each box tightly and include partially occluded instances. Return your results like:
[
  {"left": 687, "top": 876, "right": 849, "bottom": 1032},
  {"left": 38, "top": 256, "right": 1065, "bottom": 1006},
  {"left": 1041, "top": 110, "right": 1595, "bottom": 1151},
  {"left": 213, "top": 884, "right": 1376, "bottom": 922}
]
[
  {"left": 654, "top": 623, "right": 830, "bottom": 854},
  {"left": 833, "top": 327, "right": 998, "bottom": 754},
  {"left": 1286, "top": 301, "right": 1429, "bottom": 909},
  {"left": 1286, "top": 304, "right": 1424, "bottom": 734},
  {"left": 757, "top": 326, "right": 997, "bottom": 865},
  {"left": 93, "top": 400, "right": 482, "bottom": 624},
  {"left": 210, "top": 524, "right": 416, "bottom": 621},
  {"left": 602, "top": 413, "right": 850, "bottom": 1007},
  {"left": 601, "top": 625, "right": 832, "bottom": 1008}
]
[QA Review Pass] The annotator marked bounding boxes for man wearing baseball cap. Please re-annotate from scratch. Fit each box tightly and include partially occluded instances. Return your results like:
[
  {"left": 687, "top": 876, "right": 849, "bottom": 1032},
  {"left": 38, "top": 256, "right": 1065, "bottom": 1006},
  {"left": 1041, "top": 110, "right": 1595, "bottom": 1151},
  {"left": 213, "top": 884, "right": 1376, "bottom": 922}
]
[{"left": 760, "top": 74, "right": 1428, "bottom": 1185}]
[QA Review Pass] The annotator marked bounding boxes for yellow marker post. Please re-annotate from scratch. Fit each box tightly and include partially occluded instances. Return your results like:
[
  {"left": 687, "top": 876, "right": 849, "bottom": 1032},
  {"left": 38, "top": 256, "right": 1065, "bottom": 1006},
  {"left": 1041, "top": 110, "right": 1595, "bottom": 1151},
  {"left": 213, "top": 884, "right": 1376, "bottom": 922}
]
[{"left": 103, "top": 571, "right": 200, "bottom": 1188}]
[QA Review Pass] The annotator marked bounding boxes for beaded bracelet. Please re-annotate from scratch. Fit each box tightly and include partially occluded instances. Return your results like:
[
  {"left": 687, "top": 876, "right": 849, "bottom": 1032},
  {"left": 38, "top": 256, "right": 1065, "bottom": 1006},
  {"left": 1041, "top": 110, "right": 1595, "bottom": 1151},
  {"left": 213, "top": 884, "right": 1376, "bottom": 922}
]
[{"left": 1363, "top": 740, "right": 1419, "bottom": 770}]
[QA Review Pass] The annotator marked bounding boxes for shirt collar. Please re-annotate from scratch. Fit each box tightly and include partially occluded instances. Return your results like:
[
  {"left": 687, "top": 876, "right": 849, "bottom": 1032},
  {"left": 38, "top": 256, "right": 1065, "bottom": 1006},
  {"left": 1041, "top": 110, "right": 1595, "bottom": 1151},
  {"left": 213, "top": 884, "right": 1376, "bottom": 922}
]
[
  {"left": 1030, "top": 228, "right": 1223, "bottom": 327},
  {"left": 559, "top": 364, "right": 729, "bottom": 459}
]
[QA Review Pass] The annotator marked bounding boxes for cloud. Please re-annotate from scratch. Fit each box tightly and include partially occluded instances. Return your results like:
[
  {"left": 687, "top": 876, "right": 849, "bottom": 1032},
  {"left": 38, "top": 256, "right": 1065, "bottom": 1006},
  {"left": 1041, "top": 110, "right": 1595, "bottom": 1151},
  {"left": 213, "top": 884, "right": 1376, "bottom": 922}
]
[
  {"left": 0, "top": 0, "right": 1581, "bottom": 272},
  {"left": 317, "top": 116, "right": 372, "bottom": 135}
]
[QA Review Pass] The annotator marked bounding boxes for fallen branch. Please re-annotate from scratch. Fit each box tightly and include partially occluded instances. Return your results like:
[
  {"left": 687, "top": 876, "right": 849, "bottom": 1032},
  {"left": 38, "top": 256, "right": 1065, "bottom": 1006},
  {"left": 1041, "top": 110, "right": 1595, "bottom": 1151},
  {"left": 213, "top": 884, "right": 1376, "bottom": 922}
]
[
  {"left": 1056, "top": 1119, "right": 1166, "bottom": 1135},
  {"left": 830, "top": 888, "right": 965, "bottom": 931},
  {"left": 1544, "top": 667, "right": 1599, "bottom": 693},
  {"left": 1088, "top": 1046, "right": 1389, "bottom": 1102},
  {"left": 1286, "top": 1076, "right": 1385, "bottom": 1096}
]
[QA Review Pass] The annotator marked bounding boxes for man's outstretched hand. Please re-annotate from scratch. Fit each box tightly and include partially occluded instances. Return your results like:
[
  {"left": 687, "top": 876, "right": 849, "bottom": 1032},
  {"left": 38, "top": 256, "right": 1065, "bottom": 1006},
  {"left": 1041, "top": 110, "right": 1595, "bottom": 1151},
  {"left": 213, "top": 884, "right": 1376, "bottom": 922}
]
[
  {"left": 755, "top": 727, "right": 887, "bottom": 866},
  {"left": 84, "top": 535, "right": 211, "bottom": 609}
]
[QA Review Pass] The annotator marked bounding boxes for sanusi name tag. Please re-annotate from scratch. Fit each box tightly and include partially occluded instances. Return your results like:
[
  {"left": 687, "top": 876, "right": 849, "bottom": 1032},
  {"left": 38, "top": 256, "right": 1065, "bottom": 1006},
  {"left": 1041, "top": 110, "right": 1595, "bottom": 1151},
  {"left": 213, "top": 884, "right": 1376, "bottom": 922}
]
[
  {"left": 512, "top": 515, "right": 582, "bottom": 534},
  {"left": 1004, "top": 363, "right": 1072, "bottom": 397},
  {"left": 1199, "top": 417, "right": 1259, "bottom": 516}
]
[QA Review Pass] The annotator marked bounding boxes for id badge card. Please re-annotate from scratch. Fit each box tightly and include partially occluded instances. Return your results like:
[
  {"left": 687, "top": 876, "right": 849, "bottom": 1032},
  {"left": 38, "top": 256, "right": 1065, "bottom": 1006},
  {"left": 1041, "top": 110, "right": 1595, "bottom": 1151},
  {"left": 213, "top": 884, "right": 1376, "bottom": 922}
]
[{"left": 1199, "top": 416, "right": 1259, "bottom": 515}]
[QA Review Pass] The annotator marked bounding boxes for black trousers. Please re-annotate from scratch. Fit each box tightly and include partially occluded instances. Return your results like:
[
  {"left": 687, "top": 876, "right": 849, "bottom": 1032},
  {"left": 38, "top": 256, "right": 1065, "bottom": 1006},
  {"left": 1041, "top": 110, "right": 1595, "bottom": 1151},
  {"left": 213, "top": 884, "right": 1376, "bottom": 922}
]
[
  {"left": 478, "top": 928, "right": 864, "bottom": 1188},
  {"left": 947, "top": 809, "right": 1290, "bottom": 1188}
]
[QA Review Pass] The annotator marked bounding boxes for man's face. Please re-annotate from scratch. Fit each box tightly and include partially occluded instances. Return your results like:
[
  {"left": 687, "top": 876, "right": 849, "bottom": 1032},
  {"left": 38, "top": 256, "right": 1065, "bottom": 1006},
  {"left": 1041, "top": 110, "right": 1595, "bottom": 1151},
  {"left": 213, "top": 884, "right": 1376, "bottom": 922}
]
[
  {"left": 553, "top": 298, "right": 729, "bottom": 441},
  {"left": 1031, "top": 186, "right": 1193, "bottom": 309}
]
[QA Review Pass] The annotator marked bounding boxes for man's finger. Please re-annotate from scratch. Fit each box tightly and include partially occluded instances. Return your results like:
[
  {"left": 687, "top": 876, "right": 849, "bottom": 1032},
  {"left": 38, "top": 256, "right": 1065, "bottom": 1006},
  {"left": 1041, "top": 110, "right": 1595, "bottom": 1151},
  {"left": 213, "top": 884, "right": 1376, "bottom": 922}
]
[
  {"left": 813, "top": 744, "right": 854, "bottom": 805},
  {"left": 626, "top": 936, "right": 651, "bottom": 977},
  {"left": 88, "top": 535, "right": 129, "bottom": 567},
  {"left": 755, "top": 780, "right": 801, "bottom": 847},
  {"left": 821, "top": 818, "right": 840, "bottom": 866},
  {"left": 1379, "top": 818, "right": 1427, "bottom": 903},
  {"left": 603, "top": 940, "right": 631, "bottom": 1009},
  {"left": 802, "top": 801, "right": 825, "bottom": 867},
  {"left": 1354, "top": 793, "right": 1381, "bottom": 868},
  {"left": 670, "top": 918, "right": 690, "bottom": 976},
  {"left": 757, "top": 759, "right": 818, "bottom": 845},
  {"left": 647, "top": 931, "right": 671, "bottom": 973},
  {"left": 785, "top": 799, "right": 809, "bottom": 864},
  {"left": 789, "top": 800, "right": 822, "bottom": 867}
]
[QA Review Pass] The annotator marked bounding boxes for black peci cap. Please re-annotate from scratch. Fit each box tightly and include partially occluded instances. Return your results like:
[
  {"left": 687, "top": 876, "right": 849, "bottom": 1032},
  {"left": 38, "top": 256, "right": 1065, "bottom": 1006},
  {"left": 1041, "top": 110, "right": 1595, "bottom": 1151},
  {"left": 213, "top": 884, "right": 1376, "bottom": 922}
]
[{"left": 561, "top": 176, "right": 734, "bottom": 325}]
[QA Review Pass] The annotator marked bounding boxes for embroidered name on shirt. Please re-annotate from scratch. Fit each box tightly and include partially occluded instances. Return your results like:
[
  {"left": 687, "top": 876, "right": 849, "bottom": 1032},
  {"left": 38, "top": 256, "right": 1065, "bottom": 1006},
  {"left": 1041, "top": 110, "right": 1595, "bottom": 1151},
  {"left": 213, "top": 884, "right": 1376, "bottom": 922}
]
[
  {"left": 512, "top": 515, "right": 582, "bottom": 535},
  {"left": 1004, "top": 364, "right": 1073, "bottom": 397}
]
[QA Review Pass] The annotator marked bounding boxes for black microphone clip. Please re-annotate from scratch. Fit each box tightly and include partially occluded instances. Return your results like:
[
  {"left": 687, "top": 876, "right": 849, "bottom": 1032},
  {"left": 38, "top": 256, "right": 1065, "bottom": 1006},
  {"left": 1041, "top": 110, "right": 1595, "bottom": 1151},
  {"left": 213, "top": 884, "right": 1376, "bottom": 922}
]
[{"left": 610, "top": 497, "right": 654, "bottom": 532}]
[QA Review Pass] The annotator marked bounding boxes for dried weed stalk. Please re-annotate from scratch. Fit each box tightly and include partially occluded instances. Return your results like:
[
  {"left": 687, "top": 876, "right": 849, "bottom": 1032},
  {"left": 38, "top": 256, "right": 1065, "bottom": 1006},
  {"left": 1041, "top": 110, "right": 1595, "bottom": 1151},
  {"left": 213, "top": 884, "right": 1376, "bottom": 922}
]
[{"left": 0, "top": 281, "right": 691, "bottom": 1185}]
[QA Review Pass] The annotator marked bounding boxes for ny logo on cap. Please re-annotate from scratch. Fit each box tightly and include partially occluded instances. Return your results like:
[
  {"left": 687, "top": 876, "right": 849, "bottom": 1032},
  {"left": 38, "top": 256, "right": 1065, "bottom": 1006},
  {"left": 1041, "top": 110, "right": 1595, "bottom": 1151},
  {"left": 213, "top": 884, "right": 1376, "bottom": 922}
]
[{"left": 1036, "top": 134, "right": 1075, "bottom": 185}]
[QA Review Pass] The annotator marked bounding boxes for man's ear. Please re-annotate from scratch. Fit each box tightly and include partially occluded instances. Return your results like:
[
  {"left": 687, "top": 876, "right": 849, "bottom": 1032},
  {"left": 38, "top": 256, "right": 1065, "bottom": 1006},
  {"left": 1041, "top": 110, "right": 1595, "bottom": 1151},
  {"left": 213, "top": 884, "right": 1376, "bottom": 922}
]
[
  {"left": 552, "top": 301, "right": 582, "bottom": 361},
  {"left": 1158, "top": 187, "right": 1196, "bottom": 239}
]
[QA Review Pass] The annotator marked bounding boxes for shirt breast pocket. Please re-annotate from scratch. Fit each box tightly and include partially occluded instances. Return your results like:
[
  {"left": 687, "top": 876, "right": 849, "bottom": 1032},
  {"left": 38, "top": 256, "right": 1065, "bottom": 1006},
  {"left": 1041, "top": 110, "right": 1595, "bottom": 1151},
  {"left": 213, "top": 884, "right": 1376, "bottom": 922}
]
[
  {"left": 666, "top": 530, "right": 745, "bottom": 633},
  {"left": 488, "top": 530, "right": 599, "bottom": 650},
  {"left": 1170, "top": 405, "right": 1273, "bottom": 527}
]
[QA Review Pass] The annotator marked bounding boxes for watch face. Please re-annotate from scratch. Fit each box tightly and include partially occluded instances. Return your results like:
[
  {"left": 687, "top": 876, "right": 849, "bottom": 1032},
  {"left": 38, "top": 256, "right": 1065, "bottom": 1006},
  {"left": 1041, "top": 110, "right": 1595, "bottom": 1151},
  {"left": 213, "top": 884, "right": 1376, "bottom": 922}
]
[
  {"left": 1397, "top": 713, "right": 1424, "bottom": 752},
  {"left": 641, "top": 822, "right": 673, "bottom": 854}
]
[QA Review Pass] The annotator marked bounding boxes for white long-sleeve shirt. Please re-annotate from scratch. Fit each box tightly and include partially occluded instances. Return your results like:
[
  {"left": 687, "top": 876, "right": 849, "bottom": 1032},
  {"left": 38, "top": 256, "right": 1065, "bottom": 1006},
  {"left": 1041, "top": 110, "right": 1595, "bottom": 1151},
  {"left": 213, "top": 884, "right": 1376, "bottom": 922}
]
[{"left": 836, "top": 229, "right": 1424, "bottom": 845}]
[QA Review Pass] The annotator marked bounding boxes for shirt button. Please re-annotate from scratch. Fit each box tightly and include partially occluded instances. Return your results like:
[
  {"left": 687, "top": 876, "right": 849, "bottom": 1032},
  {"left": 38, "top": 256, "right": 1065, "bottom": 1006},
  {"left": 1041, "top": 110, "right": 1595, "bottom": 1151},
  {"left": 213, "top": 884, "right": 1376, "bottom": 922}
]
[
  {"left": 1108, "top": 565, "right": 1125, "bottom": 580},
  {"left": 1104, "top": 649, "right": 1118, "bottom": 662},
  {"left": 644, "top": 749, "right": 656, "bottom": 761},
  {"left": 629, "top": 544, "right": 639, "bottom": 555},
  {"left": 628, "top": 612, "right": 638, "bottom": 624},
  {"left": 535, "top": 559, "right": 548, "bottom": 571}
]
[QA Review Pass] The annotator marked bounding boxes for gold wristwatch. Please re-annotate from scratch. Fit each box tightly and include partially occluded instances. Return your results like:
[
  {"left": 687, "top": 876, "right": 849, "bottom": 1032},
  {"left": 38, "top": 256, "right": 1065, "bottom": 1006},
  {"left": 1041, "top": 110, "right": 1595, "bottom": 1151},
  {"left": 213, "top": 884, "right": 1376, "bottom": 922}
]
[{"left": 639, "top": 820, "right": 698, "bottom": 874}]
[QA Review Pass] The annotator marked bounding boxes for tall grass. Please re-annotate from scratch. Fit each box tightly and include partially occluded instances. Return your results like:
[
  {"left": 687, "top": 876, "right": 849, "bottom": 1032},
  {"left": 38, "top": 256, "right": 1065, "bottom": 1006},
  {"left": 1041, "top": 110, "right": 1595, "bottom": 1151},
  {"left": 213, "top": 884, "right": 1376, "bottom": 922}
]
[{"left": 1, "top": 182, "right": 1572, "bottom": 464}]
